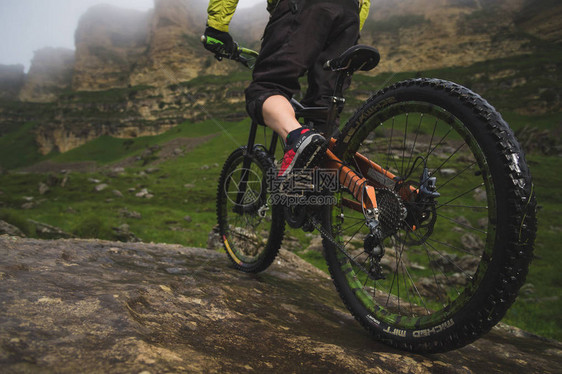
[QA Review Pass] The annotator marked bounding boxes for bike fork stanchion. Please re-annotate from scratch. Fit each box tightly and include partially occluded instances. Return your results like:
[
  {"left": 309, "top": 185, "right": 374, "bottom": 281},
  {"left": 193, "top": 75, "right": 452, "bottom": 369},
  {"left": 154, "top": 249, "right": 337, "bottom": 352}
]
[
  {"left": 268, "top": 132, "right": 279, "bottom": 158},
  {"left": 234, "top": 121, "right": 259, "bottom": 213}
]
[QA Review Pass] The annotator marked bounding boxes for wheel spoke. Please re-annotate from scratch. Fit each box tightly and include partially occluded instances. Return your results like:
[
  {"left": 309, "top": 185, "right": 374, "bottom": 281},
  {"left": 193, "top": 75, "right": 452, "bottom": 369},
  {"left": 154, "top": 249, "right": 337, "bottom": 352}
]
[
  {"left": 436, "top": 204, "right": 487, "bottom": 209},
  {"left": 406, "top": 113, "right": 424, "bottom": 174},
  {"left": 427, "top": 127, "right": 453, "bottom": 160},
  {"left": 426, "top": 119, "right": 439, "bottom": 159},
  {"left": 436, "top": 183, "right": 484, "bottom": 210},
  {"left": 427, "top": 237, "right": 480, "bottom": 257},
  {"left": 435, "top": 213, "right": 487, "bottom": 235},
  {"left": 436, "top": 161, "right": 477, "bottom": 191},
  {"left": 416, "top": 235, "right": 475, "bottom": 282},
  {"left": 430, "top": 142, "right": 466, "bottom": 177},
  {"left": 401, "top": 113, "right": 409, "bottom": 176}
]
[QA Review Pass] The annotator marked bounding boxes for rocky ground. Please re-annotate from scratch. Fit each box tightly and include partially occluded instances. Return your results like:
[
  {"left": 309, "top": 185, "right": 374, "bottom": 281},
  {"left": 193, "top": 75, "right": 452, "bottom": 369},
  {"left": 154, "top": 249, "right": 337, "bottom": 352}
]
[{"left": 0, "top": 236, "right": 560, "bottom": 373}]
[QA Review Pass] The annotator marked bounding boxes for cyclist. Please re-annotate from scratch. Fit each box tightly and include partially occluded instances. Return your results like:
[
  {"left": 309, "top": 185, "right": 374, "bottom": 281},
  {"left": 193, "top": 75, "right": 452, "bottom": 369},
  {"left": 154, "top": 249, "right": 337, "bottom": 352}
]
[{"left": 203, "top": 0, "right": 370, "bottom": 178}]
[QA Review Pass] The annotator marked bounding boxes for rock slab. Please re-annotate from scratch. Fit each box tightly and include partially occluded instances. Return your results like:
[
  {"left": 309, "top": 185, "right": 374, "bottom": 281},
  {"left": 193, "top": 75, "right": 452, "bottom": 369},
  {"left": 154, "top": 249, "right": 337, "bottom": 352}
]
[{"left": 0, "top": 236, "right": 560, "bottom": 373}]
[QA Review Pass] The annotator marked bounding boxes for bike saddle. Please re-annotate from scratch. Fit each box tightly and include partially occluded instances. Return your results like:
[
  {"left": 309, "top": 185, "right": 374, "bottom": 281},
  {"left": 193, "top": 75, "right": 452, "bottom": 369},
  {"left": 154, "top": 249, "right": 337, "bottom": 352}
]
[{"left": 324, "top": 45, "right": 380, "bottom": 73}]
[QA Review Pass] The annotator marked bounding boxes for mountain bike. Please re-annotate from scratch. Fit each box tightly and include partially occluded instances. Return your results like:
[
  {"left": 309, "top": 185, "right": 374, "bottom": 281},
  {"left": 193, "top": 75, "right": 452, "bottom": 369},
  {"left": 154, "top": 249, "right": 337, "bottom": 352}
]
[{"left": 205, "top": 38, "right": 537, "bottom": 353}]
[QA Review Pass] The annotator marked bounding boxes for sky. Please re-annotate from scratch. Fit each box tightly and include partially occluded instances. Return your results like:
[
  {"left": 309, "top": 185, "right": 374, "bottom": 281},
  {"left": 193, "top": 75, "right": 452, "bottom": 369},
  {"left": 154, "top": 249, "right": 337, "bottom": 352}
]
[{"left": 0, "top": 0, "right": 262, "bottom": 71}]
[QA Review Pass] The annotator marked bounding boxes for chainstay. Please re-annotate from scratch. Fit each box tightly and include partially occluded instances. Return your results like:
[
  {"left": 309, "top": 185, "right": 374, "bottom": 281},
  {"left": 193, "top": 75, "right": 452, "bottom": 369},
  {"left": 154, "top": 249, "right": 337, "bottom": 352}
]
[{"left": 310, "top": 216, "right": 381, "bottom": 281}]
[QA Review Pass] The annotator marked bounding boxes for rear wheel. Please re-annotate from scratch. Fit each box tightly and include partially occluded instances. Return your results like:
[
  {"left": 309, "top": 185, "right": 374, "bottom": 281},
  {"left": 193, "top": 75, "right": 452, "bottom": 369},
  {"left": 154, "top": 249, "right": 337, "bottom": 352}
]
[
  {"left": 217, "top": 146, "right": 285, "bottom": 272},
  {"left": 324, "top": 79, "right": 536, "bottom": 352}
]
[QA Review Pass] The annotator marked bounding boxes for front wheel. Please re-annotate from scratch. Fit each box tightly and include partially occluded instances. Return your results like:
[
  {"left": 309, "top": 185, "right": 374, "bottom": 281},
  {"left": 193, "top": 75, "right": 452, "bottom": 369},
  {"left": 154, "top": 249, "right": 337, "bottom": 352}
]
[
  {"left": 217, "top": 146, "right": 285, "bottom": 272},
  {"left": 324, "top": 78, "right": 536, "bottom": 352}
]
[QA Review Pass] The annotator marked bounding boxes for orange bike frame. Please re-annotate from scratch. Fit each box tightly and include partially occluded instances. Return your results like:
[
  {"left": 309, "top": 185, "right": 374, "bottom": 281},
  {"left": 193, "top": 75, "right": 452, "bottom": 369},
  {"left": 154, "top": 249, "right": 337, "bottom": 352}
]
[{"left": 324, "top": 139, "right": 418, "bottom": 214}]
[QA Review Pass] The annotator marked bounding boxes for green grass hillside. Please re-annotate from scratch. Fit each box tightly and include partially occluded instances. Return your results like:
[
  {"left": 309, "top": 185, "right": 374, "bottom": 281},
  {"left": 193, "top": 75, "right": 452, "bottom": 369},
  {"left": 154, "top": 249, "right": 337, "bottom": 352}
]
[{"left": 0, "top": 122, "right": 45, "bottom": 170}]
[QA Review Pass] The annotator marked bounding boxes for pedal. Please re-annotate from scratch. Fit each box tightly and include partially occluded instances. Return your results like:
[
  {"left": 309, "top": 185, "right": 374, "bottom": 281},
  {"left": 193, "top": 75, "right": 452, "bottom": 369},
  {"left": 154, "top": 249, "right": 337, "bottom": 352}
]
[{"left": 302, "top": 219, "right": 315, "bottom": 232}]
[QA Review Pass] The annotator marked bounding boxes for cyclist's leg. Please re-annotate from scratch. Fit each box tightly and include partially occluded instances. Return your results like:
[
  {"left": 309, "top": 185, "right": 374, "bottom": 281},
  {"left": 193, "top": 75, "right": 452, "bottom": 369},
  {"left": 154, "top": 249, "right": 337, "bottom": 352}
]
[
  {"left": 245, "top": 0, "right": 359, "bottom": 135},
  {"left": 262, "top": 95, "right": 301, "bottom": 140},
  {"left": 245, "top": 0, "right": 361, "bottom": 178}
]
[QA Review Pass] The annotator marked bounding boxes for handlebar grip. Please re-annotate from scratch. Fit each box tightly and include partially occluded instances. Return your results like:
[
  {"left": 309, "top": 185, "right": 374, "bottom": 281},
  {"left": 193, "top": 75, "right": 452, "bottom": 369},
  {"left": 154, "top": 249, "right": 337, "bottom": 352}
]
[
  {"left": 201, "top": 35, "right": 239, "bottom": 61},
  {"left": 201, "top": 35, "right": 258, "bottom": 69}
]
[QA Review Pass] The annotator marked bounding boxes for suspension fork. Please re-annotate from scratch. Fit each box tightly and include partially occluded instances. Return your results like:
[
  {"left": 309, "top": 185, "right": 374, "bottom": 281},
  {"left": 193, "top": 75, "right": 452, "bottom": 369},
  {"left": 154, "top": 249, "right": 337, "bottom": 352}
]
[{"left": 234, "top": 121, "right": 279, "bottom": 211}]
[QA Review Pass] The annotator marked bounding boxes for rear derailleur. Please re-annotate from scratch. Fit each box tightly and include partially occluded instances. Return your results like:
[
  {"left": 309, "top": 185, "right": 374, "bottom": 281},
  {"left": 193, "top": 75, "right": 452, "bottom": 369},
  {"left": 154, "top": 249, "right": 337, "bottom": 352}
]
[{"left": 363, "top": 212, "right": 386, "bottom": 280}]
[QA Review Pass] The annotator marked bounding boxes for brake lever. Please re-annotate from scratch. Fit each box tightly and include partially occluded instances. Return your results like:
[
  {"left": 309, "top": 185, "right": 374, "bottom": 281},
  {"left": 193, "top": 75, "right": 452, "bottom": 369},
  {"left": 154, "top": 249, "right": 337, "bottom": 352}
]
[{"left": 201, "top": 35, "right": 258, "bottom": 69}]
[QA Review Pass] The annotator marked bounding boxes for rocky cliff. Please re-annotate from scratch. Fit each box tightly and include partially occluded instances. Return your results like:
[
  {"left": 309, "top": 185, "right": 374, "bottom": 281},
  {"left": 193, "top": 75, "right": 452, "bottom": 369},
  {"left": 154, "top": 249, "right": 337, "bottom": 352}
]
[
  {"left": 515, "top": 0, "right": 562, "bottom": 42},
  {"left": 361, "top": 0, "right": 532, "bottom": 72},
  {"left": 130, "top": 0, "right": 212, "bottom": 86},
  {"left": 18, "top": 48, "right": 74, "bottom": 103},
  {"left": 0, "top": 236, "right": 561, "bottom": 373},
  {"left": 12, "top": 0, "right": 562, "bottom": 99},
  {"left": 72, "top": 5, "right": 152, "bottom": 91},
  {"left": 30, "top": 75, "right": 248, "bottom": 154},
  {"left": 73, "top": 0, "right": 237, "bottom": 90},
  {"left": 1, "top": 0, "right": 560, "bottom": 159},
  {"left": 21, "top": 0, "right": 247, "bottom": 154},
  {"left": 0, "top": 65, "right": 25, "bottom": 101}
]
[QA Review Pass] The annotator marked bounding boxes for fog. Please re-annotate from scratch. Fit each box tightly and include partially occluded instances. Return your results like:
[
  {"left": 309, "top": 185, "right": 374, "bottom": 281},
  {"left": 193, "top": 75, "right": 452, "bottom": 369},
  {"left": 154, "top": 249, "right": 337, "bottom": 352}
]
[{"left": 0, "top": 0, "right": 263, "bottom": 71}]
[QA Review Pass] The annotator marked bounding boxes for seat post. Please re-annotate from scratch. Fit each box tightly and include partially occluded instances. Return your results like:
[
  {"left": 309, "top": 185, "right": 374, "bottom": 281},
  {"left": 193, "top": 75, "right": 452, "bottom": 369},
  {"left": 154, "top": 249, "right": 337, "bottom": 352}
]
[
  {"left": 246, "top": 120, "right": 258, "bottom": 152},
  {"left": 325, "top": 71, "right": 349, "bottom": 137}
]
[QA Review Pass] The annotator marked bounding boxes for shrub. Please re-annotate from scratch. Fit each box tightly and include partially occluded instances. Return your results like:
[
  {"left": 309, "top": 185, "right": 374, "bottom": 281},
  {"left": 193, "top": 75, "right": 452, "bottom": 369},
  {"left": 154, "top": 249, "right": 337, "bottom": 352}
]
[{"left": 72, "top": 215, "right": 114, "bottom": 240}]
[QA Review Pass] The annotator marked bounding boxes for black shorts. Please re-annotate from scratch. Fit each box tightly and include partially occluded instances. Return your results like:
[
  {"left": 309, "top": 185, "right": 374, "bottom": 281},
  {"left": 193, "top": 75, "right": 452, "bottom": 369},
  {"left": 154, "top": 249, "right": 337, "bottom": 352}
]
[{"left": 245, "top": 0, "right": 360, "bottom": 128}]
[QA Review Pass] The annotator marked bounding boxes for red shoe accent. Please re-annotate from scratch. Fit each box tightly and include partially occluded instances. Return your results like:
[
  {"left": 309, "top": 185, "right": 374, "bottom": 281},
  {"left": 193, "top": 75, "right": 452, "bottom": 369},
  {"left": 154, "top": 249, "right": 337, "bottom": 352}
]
[
  {"left": 277, "top": 128, "right": 327, "bottom": 179},
  {"left": 278, "top": 149, "right": 296, "bottom": 177}
]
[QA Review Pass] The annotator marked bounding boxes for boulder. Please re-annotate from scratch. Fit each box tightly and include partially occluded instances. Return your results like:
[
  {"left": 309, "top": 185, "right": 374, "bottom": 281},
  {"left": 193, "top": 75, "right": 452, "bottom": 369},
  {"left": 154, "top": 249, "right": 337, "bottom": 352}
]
[
  {"left": 27, "top": 220, "right": 74, "bottom": 239},
  {"left": 118, "top": 208, "right": 142, "bottom": 219},
  {"left": 0, "top": 221, "right": 25, "bottom": 237},
  {"left": 94, "top": 183, "right": 109, "bottom": 192},
  {"left": 0, "top": 237, "right": 560, "bottom": 373},
  {"left": 112, "top": 224, "right": 141, "bottom": 243}
]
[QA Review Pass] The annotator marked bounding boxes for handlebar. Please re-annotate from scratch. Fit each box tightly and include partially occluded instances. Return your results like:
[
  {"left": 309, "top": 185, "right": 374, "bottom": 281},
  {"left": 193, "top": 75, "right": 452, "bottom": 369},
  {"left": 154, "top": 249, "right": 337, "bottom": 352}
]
[{"left": 200, "top": 35, "right": 259, "bottom": 70}]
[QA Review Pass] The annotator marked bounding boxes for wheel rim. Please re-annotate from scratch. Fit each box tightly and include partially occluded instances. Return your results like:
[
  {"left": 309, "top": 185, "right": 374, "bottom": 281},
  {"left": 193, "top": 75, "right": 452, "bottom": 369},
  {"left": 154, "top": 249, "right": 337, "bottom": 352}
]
[{"left": 332, "top": 101, "right": 497, "bottom": 330}]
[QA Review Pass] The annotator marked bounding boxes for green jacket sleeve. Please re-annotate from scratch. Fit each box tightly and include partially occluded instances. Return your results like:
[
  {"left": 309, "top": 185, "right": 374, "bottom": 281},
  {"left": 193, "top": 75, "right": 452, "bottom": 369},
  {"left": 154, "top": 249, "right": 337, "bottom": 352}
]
[
  {"left": 207, "top": 0, "right": 240, "bottom": 32},
  {"left": 359, "top": 0, "right": 370, "bottom": 31},
  {"left": 207, "top": 0, "right": 370, "bottom": 33}
]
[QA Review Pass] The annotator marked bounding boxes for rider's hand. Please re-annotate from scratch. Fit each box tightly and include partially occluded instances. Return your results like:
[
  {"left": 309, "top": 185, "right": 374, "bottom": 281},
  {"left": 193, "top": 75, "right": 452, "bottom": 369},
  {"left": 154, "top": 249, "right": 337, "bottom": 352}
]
[{"left": 202, "top": 26, "right": 237, "bottom": 58}]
